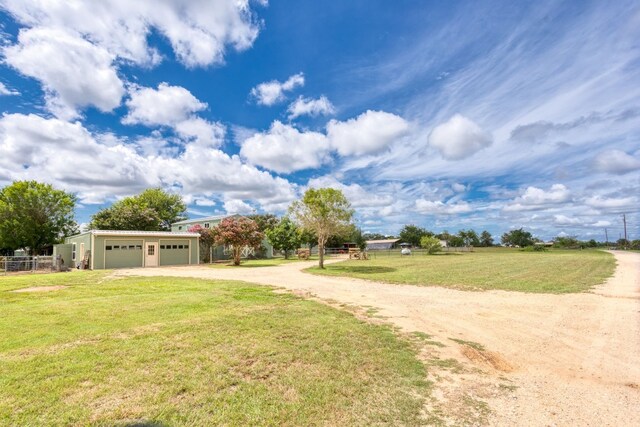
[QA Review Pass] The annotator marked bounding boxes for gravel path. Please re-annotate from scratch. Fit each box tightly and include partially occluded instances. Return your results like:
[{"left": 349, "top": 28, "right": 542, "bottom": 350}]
[{"left": 113, "top": 251, "right": 640, "bottom": 426}]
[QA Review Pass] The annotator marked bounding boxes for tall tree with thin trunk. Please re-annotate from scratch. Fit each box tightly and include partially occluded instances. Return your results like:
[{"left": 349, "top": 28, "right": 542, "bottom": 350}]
[{"left": 289, "top": 188, "right": 354, "bottom": 269}]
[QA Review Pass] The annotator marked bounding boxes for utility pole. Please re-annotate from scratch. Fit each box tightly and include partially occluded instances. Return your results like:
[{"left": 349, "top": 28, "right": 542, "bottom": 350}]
[
  {"left": 622, "top": 214, "right": 627, "bottom": 243},
  {"left": 604, "top": 228, "right": 608, "bottom": 246}
]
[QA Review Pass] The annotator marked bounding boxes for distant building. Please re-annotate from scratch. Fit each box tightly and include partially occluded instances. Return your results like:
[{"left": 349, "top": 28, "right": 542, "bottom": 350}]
[{"left": 366, "top": 239, "right": 400, "bottom": 250}]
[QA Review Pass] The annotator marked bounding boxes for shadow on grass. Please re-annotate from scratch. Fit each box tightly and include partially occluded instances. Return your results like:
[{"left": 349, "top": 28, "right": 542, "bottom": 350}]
[
  {"left": 123, "top": 422, "right": 168, "bottom": 427},
  {"left": 329, "top": 266, "right": 397, "bottom": 274}
]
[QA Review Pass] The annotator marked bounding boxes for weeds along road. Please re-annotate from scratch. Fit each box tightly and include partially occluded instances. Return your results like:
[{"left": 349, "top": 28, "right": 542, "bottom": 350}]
[{"left": 115, "top": 251, "right": 640, "bottom": 426}]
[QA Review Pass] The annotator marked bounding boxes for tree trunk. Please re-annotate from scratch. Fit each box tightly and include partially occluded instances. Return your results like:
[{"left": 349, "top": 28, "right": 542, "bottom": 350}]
[
  {"left": 284, "top": 249, "right": 289, "bottom": 259},
  {"left": 233, "top": 247, "right": 241, "bottom": 265},
  {"left": 318, "top": 241, "right": 324, "bottom": 269}
]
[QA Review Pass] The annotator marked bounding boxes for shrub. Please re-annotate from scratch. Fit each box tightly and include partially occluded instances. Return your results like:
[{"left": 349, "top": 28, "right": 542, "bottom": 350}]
[{"left": 420, "top": 236, "right": 442, "bottom": 255}]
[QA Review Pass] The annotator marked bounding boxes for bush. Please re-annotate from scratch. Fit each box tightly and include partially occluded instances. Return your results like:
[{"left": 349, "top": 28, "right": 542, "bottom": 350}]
[{"left": 420, "top": 236, "right": 442, "bottom": 255}]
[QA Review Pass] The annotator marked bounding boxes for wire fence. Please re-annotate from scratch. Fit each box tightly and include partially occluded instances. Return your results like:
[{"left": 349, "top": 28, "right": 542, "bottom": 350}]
[
  {"left": 0, "top": 256, "right": 63, "bottom": 275},
  {"left": 366, "top": 247, "right": 474, "bottom": 258}
]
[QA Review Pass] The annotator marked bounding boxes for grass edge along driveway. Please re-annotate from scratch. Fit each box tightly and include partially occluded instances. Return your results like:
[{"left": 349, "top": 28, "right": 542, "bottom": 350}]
[
  {"left": 306, "top": 249, "right": 616, "bottom": 293},
  {"left": 0, "top": 271, "right": 430, "bottom": 426}
]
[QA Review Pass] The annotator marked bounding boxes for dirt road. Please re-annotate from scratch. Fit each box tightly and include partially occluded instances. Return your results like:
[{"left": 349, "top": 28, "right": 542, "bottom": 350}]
[{"left": 114, "top": 251, "right": 640, "bottom": 426}]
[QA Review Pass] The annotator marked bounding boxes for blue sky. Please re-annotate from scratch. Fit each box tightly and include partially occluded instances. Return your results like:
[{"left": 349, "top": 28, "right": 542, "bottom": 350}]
[{"left": 0, "top": 0, "right": 638, "bottom": 241}]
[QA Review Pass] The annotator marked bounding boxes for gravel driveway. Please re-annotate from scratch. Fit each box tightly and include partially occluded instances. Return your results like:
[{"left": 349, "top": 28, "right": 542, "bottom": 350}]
[{"left": 113, "top": 251, "right": 640, "bottom": 426}]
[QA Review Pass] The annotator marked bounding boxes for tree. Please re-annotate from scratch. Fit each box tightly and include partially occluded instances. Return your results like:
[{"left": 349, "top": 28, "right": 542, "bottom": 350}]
[
  {"left": 350, "top": 226, "right": 367, "bottom": 251},
  {"left": 0, "top": 181, "right": 78, "bottom": 255},
  {"left": 501, "top": 228, "right": 534, "bottom": 247},
  {"left": 298, "top": 228, "right": 318, "bottom": 250},
  {"left": 247, "top": 213, "right": 279, "bottom": 233},
  {"left": 89, "top": 188, "right": 186, "bottom": 231},
  {"left": 458, "top": 229, "right": 479, "bottom": 247},
  {"left": 420, "top": 235, "right": 442, "bottom": 254},
  {"left": 188, "top": 224, "right": 216, "bottom": 263},
  {"left": 480, "top": 230, "right": 493, "bottom": 247},
  {"left": 266, "top": 217, "right": 300, "bottom": 259},
  {"left": 289, "top": 188, "right": 354, "bottom": 269},
  {"left": 399, "top": 225, "right": 431, "bottom": 247},
  {"left": 215, "top": 217, "right": 264, "bottom": 266}
]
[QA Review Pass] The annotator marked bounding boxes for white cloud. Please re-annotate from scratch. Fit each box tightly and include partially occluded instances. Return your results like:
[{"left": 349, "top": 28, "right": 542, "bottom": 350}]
[
  {"left": 3, "top": 27, "right": 125, "bottom": 119},
  {"left": 0, "top": 83, "right": 19, "bottom": 96},
  {"left": 223, "top": 199, "right": 254, "bottom": 215},
  {"left": 174, "top": 117, "right": 224, "bottom": 149},
  {"left": 0, "top": 113, "right": 296, "bottom": 208},
  {"left": 1, "top": 0, "right": 262, "bottom": 67},
  {"left": 591, "top": 220, "right": 611, "bottom": 227},
  {"left": 452, "top": 183, "right": 467, "bottom": 192},
  {"left": 415, "top": 199, "right": 472, "bottom": 215},
  {"left": 553, "top": 214, "right": 581, "bottom": 225},
  {"left": 504, "top": 184, "right": 571, "bottom": 211},
  {"left": 584, "top": 195, "right": 637, "bottom": 210},
  {"left": 592, "top": 150, "right": 640, "bottom": 175},
  {"left": 287, "top": 95, "right": 335, "bottom": 119},
  {"left": 250, "top": 73, "right": 305, "bottom": 106},
  {"left": 327, "top": 110, "right": 409, "bottom": 156},
  {"left": 240, "top": 121, "right": 330, "bottom": 173},
  {"left": 123, "top": 83, "right": 207, "bottom": 127},
  {"left": 428, "top": 114, "right": 492, "bottom": 160},
  {"left": 306, "top": 176, "right": 395, "bottom": 209}
]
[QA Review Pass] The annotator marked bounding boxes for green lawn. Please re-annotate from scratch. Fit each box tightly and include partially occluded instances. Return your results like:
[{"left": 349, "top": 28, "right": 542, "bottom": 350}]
[
  {"left": 307, "top": 249, "right": 615, "bottom": 293},
  {"left": 0, "top": 271, "right": 429, "bottom": 425},
  {"left": 209, "top": 256, "right": 317, "bottom": 268}
]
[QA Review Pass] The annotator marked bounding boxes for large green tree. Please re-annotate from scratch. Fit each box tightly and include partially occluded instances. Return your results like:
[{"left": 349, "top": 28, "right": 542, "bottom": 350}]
[
  {"left": 266, "top": 217, "right": 300, "bottom": 259},
  {"left": 501, "top": 228, "right": 534, "bottom": 247},
  {"left": 289, "top": 188, "right": 354, "bottom": 269},
  {"left": 247, "top": 214, "right": 279, "bottom": 233},
  {"left": 399, "top": 225, "right": 431, "bottom": 247},
  {"left": 480, "top": 230, "right": 494, "bottom": 247},
  {"left": 90, "top": 188, "right": 186, "bottom": 231},
  {"left": 0, "top": 181, "right": 77, "bottom": 255}
]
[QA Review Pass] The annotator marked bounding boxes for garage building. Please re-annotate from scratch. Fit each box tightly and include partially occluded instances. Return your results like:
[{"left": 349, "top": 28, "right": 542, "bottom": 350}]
[{"left": 55, "top": 230, "right": 199, "bottom": 269}]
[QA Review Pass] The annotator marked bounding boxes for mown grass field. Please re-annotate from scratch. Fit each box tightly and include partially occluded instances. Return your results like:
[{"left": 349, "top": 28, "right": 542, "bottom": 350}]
[
  {"left": 307, "top": 248, "right": 616, "bottom": 293},
  {"left": 0, "top": 271, "right": 429, "bottom": 426}
]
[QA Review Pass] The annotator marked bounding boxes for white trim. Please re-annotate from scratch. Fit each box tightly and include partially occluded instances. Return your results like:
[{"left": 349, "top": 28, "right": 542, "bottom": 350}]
[
  {"left": 90, "top": 233, "right": 95, "bottom": 270},
  {"left": 88, "top": 230, "right": 199, "bottom": 238}
]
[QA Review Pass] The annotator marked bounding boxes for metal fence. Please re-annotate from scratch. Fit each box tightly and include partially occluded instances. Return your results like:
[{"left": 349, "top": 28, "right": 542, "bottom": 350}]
[
  {"left": 0, "top": 256, "right": 62, "bottom": 275},
  {"left": 366, "top": 247, "right": 474, "bottom": 258}
]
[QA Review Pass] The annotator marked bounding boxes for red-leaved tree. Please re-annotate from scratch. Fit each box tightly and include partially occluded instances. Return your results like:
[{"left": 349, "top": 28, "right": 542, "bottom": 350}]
[
  {"left": 215, "top": 217, "right": 264, "bottom": 265},
  {"left": 188, "top": 224, "right": 216, "bottom": 263}
]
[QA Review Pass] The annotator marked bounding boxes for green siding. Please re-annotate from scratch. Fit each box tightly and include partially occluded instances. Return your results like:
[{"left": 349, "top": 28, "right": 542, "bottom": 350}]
[
  {"left": 65, "top": 233, "right": 92, "bottom": 269},
  {"left": 104, "top": 239, "right": 143, "bottom": 269},
  {"left": 53, "top": 244, "right": 73, "bottom": 269}
]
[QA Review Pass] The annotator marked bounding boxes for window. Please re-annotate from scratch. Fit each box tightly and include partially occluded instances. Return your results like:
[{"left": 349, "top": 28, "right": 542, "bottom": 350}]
[
  {"left": 204, "top": 223, "right": 210, "bottom": 228},
  {"left": 172, "top": 245, "right": 178, "bottom": 249},
  {"left": 160, "top": 245, "right": 165, "bottom": 250},
  {"left": 148, "top": 245, "right": 155, "bottom": 256},
  {"left": 129, "top": 245, "right": 136, "bottom": 250},
  {"left": 178, "top": 226, "right": 182, "bottom": 230},
  {"left": 72, "top": 243, "right": 76, "bottom": 261},
  {"left": 113, "top": 245, "right": 120, "bottom": 250},
  {"left": 121, "top": 245, "right": 128, "bottom": 250},
  {"left": 136, "top": 245, "right": 142, "bottom": 250},
  {"left": 178, "top": 245, "right": 184, "bottom": 249},
  {"left": 106, "top": 245, "right": 113, "bottom": 251}
]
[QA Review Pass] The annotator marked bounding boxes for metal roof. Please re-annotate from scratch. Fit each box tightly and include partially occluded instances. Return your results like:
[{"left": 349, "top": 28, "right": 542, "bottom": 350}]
[
  {"left": 86, "top": 230, "right": 200, "bottom": 238},
  {"left": 365, "top": 239, "right": 400, "bottom": 244},
  {"left": 171, "top": 214, "right": 241, "bottom": 225}
]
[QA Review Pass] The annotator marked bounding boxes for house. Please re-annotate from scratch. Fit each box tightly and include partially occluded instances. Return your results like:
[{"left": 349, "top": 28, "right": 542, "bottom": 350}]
[
  {"left": 54, "top": 230, "right": 200, "bottom": 270},
  {"left": 366, "top": 239, "right": 400, "bottom": 250},
  {"left": 171, "top": 214, "right": 273, "bottom": 260}
]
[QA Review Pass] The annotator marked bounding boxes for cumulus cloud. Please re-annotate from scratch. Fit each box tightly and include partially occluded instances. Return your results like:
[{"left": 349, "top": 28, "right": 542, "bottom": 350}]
[
  {"left": 1, "top": 0, "right": 261, "bottom": 67},
  {"left": 250, "top": 73, "right": 305, "bottom": 106},
  {"left": 0, "top": 83, "right": 19, "bottom": 96},
  {"left": 428, "top": 114, "right": 492, "bottom": 160},
  {"left": 592, "top": 150, "right": 640, "bottom": 175},
  {"left": 504, "top": 184, "right": 571, "bottom": 211},
  {"left": 123, "top": 83, "right": 207, "bottom": 127},
  {"left": 414, "top": 199, "right": 472, "bottom": 215},
  {"left": 3, "top": 27, "right": 125, "bottom": 119},
  {"left": 240, "top": 121, "right": 330, "bottom": 173},
  {"left": 584, "top": 195, "right": 637, "bottom": 210},
  {"left": 0, "top": 113, "right": 296, "bottom": 207},
  {"left": 287, "top": 95, "right": 335, "bottom": 119},
  {"left": 327, "top": 110, "right": 409, "bottom": 156},
  {"left": 223, "top": 199, "right": 254, "bottom": 215}
]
